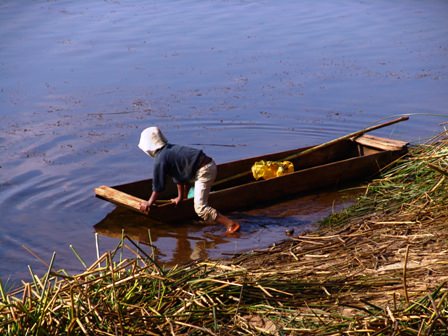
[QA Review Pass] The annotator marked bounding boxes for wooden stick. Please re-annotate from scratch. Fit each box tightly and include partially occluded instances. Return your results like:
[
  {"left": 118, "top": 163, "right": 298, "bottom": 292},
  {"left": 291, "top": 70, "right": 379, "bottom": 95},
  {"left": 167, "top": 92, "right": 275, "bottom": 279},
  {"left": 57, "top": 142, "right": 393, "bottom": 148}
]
[{"left": 403, "top": 245, "right": 410, "bottom": 305}]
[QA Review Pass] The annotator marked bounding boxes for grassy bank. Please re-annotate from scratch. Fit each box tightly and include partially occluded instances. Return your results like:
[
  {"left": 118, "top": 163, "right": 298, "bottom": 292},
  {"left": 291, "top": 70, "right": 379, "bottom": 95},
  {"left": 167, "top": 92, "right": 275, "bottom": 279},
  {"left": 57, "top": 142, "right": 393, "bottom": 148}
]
[{"left": 1, "top": 130, "right": 447, "bottom": 335}]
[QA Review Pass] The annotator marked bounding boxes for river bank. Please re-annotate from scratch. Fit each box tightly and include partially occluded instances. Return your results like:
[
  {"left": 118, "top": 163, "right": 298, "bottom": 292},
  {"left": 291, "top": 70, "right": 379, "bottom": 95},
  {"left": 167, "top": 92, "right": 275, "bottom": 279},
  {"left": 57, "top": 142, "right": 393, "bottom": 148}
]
[{"left": 1, "top": 129, "right": 447, "bottom": 335}]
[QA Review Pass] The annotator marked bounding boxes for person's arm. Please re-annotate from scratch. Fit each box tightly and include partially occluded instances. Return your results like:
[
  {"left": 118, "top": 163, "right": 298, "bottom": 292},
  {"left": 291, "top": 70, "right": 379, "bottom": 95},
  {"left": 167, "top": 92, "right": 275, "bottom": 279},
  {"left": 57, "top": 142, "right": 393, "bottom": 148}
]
[
  {"left": 171, "top": 183, "right": 185, "bottom": 205},
  {"left": 183, "top": 184, "right": 190, "bottom": 199},
  {"left": 140, "top": 191, "right": 160, "bottom": 213}
]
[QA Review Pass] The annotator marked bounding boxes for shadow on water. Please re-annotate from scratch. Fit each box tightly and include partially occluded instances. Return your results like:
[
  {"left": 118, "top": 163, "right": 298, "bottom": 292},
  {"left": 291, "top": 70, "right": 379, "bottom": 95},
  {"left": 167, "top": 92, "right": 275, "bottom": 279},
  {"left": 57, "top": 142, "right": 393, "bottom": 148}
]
[{"left": 94, "top": 187, "right": 362, "bottom": 265}]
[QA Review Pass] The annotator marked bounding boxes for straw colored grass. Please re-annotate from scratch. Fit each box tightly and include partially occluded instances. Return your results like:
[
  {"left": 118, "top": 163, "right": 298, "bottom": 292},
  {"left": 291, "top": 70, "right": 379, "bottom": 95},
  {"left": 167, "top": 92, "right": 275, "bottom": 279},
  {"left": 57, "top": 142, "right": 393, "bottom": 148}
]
[{"left": 1, "top": 130, "right": 447, "bottom": 335}]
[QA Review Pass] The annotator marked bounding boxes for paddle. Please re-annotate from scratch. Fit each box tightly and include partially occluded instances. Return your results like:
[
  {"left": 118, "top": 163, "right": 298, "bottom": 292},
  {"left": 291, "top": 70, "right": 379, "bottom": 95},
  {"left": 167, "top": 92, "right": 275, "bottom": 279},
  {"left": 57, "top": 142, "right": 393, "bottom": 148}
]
[{"left": 213, "top": 115, "right": 410, "bottom": 187}]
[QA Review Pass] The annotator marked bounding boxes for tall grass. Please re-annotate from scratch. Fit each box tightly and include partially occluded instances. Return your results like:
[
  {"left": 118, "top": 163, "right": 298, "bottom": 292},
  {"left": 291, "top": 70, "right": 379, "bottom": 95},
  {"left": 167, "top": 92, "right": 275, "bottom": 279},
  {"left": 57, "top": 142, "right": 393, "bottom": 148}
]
[{"left": 2, "top": 237, "right": 447, "bottom": 335}]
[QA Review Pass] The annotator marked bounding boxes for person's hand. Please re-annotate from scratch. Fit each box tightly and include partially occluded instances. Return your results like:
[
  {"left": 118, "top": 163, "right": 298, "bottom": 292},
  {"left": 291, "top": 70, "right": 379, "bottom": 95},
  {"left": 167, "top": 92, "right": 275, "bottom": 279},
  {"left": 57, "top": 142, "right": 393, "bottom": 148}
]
[
  {"left": 170, "top": 196, "right": 182, "bottom": 206},
  {"left": 140, "top": 201, "right": 150, "bottom": 213}
]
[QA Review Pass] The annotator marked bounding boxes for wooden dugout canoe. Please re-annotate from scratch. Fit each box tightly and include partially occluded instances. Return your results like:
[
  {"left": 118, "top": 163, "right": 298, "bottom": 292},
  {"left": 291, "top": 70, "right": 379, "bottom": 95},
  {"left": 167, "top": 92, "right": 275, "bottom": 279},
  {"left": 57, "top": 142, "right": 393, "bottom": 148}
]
[{"left": 95, "top": 132, "right": 408, "bottom": 223}]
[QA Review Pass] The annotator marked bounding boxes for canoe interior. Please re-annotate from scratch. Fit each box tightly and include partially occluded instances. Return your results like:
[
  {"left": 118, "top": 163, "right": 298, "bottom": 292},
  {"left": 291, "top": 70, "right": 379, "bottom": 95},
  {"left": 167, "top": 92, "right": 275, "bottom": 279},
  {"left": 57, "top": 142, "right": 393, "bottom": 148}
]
[{"left": 109, "top": 135, "right": 407, "bottom": 205}]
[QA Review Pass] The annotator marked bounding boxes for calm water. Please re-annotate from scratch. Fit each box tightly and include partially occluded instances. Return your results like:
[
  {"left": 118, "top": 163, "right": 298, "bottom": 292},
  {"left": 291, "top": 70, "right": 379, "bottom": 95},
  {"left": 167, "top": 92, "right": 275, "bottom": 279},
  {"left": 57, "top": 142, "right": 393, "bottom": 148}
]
[{"left": 1, "top": 0, "right": 447, "bottom": 287}]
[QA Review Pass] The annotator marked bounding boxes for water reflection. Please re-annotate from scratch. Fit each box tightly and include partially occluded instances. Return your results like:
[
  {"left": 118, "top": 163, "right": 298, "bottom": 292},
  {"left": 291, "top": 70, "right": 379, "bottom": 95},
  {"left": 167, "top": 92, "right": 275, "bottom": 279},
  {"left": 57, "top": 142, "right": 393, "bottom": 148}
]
[
  {"left": 94, "top": 207, "right": 308, "bottom": 264},
  {"left": 94, "top": 188, "right": 360, "bottom": 265},
  {"left": 94, "top": 208, "right": 231, "bottom": 264}
]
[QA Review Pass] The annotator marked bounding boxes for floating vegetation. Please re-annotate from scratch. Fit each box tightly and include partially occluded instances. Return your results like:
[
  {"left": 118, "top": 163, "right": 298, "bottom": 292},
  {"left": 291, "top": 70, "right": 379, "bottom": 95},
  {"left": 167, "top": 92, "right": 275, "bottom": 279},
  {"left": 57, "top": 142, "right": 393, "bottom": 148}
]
[{"left": 1, "top": 130, "right": 448, "bottom": 335}]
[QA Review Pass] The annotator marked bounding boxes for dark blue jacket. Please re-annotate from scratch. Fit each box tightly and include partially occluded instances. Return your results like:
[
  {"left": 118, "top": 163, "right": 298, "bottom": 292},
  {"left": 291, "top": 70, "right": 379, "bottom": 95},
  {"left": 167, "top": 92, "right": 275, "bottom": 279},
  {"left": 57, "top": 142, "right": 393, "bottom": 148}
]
[{"left": 152, "top": 144, "right": 203, "bottom": 192}]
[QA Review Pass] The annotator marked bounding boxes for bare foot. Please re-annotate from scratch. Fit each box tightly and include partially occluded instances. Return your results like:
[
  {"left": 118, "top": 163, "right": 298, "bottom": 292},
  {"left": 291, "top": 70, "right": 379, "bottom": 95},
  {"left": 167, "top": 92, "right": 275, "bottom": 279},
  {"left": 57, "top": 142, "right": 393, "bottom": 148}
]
[
  {"left": 216, "top": 213, "right": 241, "bottom": 235},
  {"left": 226, "top": 222, "right": 240, "bottom": 234}
]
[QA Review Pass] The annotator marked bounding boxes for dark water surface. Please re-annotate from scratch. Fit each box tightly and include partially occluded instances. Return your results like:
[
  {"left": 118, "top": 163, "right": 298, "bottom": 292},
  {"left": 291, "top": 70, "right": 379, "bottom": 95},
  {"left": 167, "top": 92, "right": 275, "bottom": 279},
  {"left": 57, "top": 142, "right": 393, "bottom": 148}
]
[{"left": 1, "top": 1, "right": 447, "bottom": 286}]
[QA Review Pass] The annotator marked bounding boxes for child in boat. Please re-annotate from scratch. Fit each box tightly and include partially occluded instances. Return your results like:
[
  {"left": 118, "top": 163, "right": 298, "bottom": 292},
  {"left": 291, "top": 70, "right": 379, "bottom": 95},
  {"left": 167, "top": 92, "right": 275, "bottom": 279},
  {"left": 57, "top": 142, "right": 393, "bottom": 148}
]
[{"left": 138, "top": 126, "right": 241, "bottom": 235}]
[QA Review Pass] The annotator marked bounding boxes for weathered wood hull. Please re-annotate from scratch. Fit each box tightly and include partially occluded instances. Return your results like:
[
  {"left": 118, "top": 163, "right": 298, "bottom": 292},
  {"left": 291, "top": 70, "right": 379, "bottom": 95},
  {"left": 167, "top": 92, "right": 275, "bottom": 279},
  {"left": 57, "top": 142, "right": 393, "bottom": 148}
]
[{"left": 95, "top": 135, "right": 408, "bottom": 223}]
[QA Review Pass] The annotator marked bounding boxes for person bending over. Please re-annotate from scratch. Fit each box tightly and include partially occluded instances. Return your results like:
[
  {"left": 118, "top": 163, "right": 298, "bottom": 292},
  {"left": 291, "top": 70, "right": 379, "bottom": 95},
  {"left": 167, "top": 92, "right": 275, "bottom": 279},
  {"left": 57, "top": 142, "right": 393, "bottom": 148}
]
[{"left": 138, "top": 126, "right": 240, "bottom": 235}]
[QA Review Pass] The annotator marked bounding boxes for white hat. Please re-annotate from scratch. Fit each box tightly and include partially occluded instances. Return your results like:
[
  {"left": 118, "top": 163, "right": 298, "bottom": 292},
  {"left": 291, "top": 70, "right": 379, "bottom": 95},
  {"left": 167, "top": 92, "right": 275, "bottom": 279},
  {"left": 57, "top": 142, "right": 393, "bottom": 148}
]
[{"left": 138, "top": 127, "right": 168, "bottom": 157}]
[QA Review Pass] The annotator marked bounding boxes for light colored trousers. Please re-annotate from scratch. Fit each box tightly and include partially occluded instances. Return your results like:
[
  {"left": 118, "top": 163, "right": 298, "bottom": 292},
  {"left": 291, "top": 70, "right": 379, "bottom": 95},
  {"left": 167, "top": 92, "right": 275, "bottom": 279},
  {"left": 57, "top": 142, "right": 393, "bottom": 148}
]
[{"left": 193, "top": 160, "right": 218, "bottom": 223}]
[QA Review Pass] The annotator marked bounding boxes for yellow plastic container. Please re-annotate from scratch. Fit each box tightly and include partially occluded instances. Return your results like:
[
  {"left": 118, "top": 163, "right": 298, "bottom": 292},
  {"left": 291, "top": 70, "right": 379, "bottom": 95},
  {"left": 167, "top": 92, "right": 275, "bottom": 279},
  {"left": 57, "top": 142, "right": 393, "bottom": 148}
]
[{"left": 251, "top": 160, "right": 294, "bottom": 180}]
